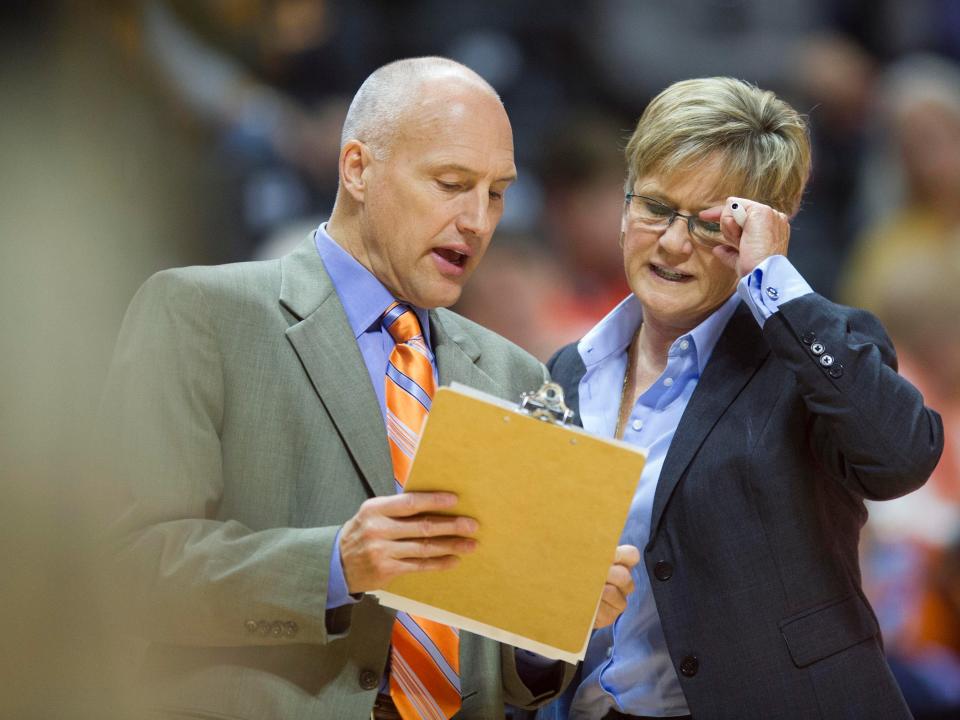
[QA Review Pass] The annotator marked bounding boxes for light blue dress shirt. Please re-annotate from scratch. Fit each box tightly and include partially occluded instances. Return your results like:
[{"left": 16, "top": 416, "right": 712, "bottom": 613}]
[
  {"left": 567, "top": 255, "right": 812, "bottom": 719},
  {"left": 313, "top": 223, "right": 435, "bottom": 610}
]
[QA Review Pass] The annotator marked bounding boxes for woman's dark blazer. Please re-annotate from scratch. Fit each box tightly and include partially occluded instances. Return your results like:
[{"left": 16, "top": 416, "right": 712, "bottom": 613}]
[{"left": 547, "top": 293, "right": 943, "bottom": 720}]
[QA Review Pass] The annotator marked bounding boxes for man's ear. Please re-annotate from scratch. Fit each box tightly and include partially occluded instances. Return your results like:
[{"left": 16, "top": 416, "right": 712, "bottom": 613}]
[{"left": 339, "top": 139, "right": 373, "bottom": 202}]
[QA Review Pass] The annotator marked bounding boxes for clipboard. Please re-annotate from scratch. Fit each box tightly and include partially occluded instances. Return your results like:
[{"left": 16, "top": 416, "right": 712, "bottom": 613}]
[{"left": 371, "top": 381, "right": 645, "bottom": 663}]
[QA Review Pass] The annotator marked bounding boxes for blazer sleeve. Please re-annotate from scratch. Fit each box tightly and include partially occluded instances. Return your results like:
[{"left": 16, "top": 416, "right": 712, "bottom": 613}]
[
  {"left": 762, "top": 292, "right": 944, "bottom": 500},
  {"left": 100, "top": 269, "right": 345, "bottom": 648}
]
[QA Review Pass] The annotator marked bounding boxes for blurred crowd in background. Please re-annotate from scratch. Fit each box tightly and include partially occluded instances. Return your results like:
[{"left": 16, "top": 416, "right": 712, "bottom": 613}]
[{"left": 2, "top": 1, "right": 959, "bottom": 718}]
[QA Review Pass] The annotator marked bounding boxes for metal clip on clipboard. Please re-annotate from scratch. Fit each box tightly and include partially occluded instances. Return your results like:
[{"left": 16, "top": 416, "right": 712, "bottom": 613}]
[{"left": 518, "top": 382, "right": 574, "bottom": 425}]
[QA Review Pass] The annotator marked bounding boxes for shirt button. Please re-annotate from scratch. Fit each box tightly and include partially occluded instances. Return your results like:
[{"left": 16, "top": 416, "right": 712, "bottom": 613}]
[
  {"left": 631, "top": 419, "right": 643, "bottom": 431},
  {"left": 663, "top": 377, "right": 674, "bottom": 387},
  {"left": 679, "top": 340, "right": 690, "bottom": 351},
  {"left": 765, "top": 286, "right": 779, "bottom": 300},
  {"left": 606, "top": 647, "right": 613, "bottom": 659}
]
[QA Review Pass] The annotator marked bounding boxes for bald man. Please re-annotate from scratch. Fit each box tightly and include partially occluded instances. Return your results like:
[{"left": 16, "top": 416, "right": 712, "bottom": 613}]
[{"left": 103, "top": 57, "right": 634, "bottom": 720}]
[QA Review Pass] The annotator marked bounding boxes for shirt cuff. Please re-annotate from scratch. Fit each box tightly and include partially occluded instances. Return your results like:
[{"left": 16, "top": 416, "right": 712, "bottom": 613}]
[
  {"left": 327, "top": 528, "right": 362, "bottom": 609},
  {"left": 736, "top": 255, "right": 813, "bottom": 328}
]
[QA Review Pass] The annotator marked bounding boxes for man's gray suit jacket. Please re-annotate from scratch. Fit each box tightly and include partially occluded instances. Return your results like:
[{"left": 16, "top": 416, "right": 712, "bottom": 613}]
[
  {"left": 102, "top": 237, "right": 574, "bottom": 719},
  {"left": 546, "top": 295, "right": 943, "bottom": 720}
]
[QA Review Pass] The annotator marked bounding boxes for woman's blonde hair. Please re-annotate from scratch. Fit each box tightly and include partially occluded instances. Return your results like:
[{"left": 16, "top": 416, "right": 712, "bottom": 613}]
[{"left": 625, "top": 77, "right": 811, "bottom": 216}]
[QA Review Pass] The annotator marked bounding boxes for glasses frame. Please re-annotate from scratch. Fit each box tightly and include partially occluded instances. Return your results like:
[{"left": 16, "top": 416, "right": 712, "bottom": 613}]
[{"left": 623, "top": 193, "right": 725, "bottom": 248}]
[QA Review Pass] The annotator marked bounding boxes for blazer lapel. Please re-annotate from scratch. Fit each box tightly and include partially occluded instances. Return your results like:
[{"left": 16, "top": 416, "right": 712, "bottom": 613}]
[
  {"left": 429, "top": 311, "right": 505, "bottom": 397},
  {"left": 279, "top": 237, "right": 394, "bottom": 499},
  {"left": 648, "top": 302, "right": 769, "bottom": 540}
]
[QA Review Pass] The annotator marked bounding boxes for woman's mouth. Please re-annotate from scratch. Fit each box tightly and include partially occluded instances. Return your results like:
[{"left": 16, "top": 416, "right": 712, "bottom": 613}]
[{"left": 650, "top": 263, "right": 693, "bottom": 282}]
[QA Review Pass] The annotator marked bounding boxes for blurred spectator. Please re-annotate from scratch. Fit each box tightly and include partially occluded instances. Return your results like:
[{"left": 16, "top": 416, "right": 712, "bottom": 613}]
[
  {"left": 859, "top": 254, "right": 960, "bottom": 717},
  {"left": 842, "top": 54, "right": 960, "bottom": 311},
  {"left": 786, "top": 33, "right": 878, "bottom": 297},
  {"left": 538, "top": 111, "right": 633, "bottom": 335}
]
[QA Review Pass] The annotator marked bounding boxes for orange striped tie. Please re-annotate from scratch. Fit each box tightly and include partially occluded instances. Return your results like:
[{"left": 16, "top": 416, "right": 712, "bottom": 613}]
[{"left": 382, "top": 302, "right": 461, "bottom": 720}]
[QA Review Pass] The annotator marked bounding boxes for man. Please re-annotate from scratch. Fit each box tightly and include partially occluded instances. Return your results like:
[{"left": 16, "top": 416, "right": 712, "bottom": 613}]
[{"left": 102, "top": 57, "right": 636, "bottom": 720}]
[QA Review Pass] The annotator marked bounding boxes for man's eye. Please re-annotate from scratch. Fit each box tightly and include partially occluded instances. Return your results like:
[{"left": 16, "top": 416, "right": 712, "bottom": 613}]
[
  {"left": 643, "top": 200, "right": 673, "bottom": 217},
  {"left": 489, "top": 190, "right": 504, "bottom": 201},
  {"left": 436, "top": 180, "right": 461, "bottom": 191}
]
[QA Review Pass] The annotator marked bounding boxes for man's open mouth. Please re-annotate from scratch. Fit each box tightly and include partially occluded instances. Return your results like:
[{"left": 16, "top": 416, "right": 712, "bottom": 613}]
[{"left": 434, "top": 248, "right": 468, "bottom": 267}]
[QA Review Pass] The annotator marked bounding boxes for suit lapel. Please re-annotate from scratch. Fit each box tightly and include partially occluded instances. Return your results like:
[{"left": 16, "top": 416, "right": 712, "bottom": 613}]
[
  {"left": 429, "top": 311, "right": 504, "bottom": 397},
  {"left": 648, "top": 302, "right": 769, "bottom": 540},
  {"left": 280, "top": 237, "right": 394, "bottom": 498}
]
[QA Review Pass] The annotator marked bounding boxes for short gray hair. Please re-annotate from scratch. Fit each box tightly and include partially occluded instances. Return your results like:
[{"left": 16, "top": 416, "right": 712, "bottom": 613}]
[
  {"left": 625, "top": 77, "right": 811, "bottom": 216},
  {"left": 340, "top": 57, "right": 500, "bottom": 159}
]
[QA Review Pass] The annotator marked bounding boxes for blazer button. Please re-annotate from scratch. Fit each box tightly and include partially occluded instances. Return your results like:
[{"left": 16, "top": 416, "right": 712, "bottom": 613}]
[
  {"left": 653, "top": 561, "right": 673, "bottom": 581},
  {"left": 801, "top": 331, "right": 816, "bottom": 345},
  {"left": 679, "top": 655, "right": 699, "bottom": 677},
  {"left": 359, "top": 669, "right": 379, "bottom": 691},
  {"left": 284, "top": 621, "right": 299, "bottom": 638},
  {"left": 244, "top": 620, "right": 258, "bottom": 634},
  {"left": 828, "top": 363, "right": 844, "bottom": 379},
  {"left": 810, "top": 342, "right": 825, "bottom": 356},
  {"left": 256, "top": 620, "right": 271, "bottom": 636},
  {"left": 270, "top": 621, "right": 284, "bottom": 637}
]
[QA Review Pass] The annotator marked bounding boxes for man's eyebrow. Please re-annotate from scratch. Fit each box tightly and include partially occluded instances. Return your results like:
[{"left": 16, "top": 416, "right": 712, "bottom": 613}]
[{"left": 432, "top": 163, "right": 517, "bottom": 183}]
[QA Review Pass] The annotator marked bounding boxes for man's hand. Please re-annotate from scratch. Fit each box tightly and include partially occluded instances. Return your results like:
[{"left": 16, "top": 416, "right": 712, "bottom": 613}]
[
  {"left": 699, "top": 197, "right": 791, "bottom": 278},
  {"left": 594, "top": 545, "right": 640, "bottom": 628},
  {"left": 340, "top": 492, "right": 479, "bottom": 594}
]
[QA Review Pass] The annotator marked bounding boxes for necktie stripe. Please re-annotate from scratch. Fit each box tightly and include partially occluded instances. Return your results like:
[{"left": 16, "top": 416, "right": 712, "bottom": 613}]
[
  {"left": 391, "top": 653, "right": 449, "bottom": 720},
  {"left": 386, "top": 361, "right": 433, "bottom": 411},
  {"left": 383, "top": 302, "right": 460, "bottom": 720},
  {"left": 395, "top": 613, "right": 461, "bottom": 689},
  {"left": 386, "top": 409, "right": 420, "bottom": 449}
]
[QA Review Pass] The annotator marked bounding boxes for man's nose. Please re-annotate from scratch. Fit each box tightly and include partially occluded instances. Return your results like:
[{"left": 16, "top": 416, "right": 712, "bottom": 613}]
[{"left": 456, "top": 190, "right": 494, "bottom": 237}]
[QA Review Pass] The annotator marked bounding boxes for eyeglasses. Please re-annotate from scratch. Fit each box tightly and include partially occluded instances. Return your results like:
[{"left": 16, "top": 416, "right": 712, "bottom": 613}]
[{"left": 623, "top": 193, "right": 725, "bottom": 248}]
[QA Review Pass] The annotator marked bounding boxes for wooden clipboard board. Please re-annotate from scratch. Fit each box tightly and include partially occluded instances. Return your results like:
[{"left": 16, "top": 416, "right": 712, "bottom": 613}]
[{"left": 372, "top": 382, "right": 645, "bottom": 663}]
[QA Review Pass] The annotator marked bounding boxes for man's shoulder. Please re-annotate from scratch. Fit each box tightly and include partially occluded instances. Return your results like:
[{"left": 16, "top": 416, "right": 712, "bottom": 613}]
[{"left": 141, "top": 257, "right": 283, "bottom": 307}]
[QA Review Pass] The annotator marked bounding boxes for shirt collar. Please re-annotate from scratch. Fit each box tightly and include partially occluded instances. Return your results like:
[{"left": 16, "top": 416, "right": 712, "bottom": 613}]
[
  {"left": 314, "top": 224, "right": 432, "bottom": 343},
  {"left": 578, "top": 291, "right": 741, "bottom": 375}
]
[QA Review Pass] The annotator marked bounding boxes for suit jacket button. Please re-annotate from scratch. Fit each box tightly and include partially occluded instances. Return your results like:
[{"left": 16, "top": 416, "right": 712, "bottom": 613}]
[
  {"left": 654, "top": 561, "right": 673, "bottom": 581},
  {"left": 359, "top": 669, "right": 379, "bottom": 690},
  {"left": 256, "top": 620, "right": 271, "bottom": 636},
  {"left": 244, "top": 620, "right": 258, "bottom": 634},
  {"left": 828, "top": 363, "right": 844, "bottom": 379},
  {"left": 810, "top": 342, "right": 825, "bottom": 356},
  {"left": 801, "top": 331, "right": 816, "bottom": 345},
  {"left": 284, "top": 621, "right": 298, "bottom": 638},
  {"left": 270, "top": 621, "right": 284, "bottom": 637},
  {"left": 680, "top": 655, "right": 699, "bottom": 677}
]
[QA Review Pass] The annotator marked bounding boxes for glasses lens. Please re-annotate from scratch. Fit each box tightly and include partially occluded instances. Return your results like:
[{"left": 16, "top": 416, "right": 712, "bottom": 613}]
[
  {"left": 629, "top": 196, "right": 673, "bottom": 226},
  {"left": 690, "top": 219, "right": 724, "bottom": 246}
]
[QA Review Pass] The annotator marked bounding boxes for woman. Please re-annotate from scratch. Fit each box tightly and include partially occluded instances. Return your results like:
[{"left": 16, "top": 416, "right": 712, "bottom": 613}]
[{"left": 544, "top": 78, "right": 944, "bottom": 720}]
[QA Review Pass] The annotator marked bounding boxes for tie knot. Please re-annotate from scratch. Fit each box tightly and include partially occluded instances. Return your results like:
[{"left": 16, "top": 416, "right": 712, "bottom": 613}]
[{"left": 381, "top": 302, "right": 423, "bottom": 344}]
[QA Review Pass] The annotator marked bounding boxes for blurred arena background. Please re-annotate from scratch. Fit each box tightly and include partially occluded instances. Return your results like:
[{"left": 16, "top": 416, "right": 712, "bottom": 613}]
[{"left": 2, "top": 1, "right": 958, "bottom": 717}]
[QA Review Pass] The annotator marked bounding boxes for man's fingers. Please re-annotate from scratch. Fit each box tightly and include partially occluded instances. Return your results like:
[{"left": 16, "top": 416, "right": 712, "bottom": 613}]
[
  {"left": 370, "top": 491, "right": 460, "bottom": 518},
  {"left": 382, "top": 513, "right": 479, "bottom": 540},
  {"left": 613, "top": 544, "right": 641, "bottom": 569},
  {"left": 391, "top": 536, "right": 478, "bottom": 560}
]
